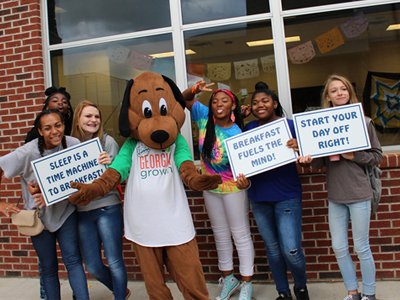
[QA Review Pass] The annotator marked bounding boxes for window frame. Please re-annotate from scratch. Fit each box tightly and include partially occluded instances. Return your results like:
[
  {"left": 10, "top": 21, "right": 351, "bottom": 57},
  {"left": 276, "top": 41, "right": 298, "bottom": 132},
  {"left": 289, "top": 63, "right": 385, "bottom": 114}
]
[{"left": 41, "top": 0, "right": 400, "bottom": 153}]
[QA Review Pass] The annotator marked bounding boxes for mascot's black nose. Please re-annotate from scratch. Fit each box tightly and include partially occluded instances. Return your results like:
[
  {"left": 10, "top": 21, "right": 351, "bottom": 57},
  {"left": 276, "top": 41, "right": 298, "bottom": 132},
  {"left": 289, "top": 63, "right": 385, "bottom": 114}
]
[{"left": 151, "top": 130, "right": 170, "bottom": 144}]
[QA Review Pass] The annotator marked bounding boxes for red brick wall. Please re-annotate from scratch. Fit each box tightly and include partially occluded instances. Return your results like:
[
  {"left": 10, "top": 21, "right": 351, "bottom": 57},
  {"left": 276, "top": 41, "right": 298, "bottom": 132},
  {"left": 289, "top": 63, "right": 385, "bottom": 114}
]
[
  {"left": 1, "top": 0, "right": 399, "bottom": 282},
  {"left": 0, "top": 0, "right": 45, "bottom": 278}
]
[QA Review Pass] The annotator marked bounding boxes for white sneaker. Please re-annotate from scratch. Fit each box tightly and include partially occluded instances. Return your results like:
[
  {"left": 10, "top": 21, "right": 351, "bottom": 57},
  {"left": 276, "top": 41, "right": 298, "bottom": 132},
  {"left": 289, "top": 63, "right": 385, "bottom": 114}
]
[
  {"left": 361, "top": 295, "right": 376, "bottom": 300},
  {"left": 238, "top": 281, "right": 253, "bottom": 300},
  {"left": 343, "top": 294, "right": 361, "bottom": 300}
]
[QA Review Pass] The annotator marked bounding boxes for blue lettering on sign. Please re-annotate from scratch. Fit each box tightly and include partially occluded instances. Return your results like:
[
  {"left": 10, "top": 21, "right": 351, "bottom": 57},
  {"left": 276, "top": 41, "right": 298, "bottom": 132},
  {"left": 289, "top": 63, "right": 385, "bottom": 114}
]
[
  {"left": 312, "top": 128, "right": 330, "bottom": 137},
  {"left": 332, "top": 112, "right": 357, "bottom": 122},
  {"left": 232, "top": 127, "right": 281, "bottom": 150},
  {"left": 49, "top": 156, "right": 73, "bottom": 170},
  {"left": 251, "top": 153, "right": 276, "bottom": 167},
  {"left": 318, "top": 137, "right": 349, "bottom": 149},
  {"left": 300, "top": 116, "right": 330, "bottom": 128}
]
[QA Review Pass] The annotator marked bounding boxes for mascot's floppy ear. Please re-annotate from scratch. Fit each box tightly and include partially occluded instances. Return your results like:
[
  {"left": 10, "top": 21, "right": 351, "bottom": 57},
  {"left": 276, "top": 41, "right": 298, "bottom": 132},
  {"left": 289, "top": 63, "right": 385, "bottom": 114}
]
[
  {"left": 119, "top": 79, "right": 134, "bottom": 137},
  {"left": 162, "top": 75, "right": 185, "bottom": 109}
]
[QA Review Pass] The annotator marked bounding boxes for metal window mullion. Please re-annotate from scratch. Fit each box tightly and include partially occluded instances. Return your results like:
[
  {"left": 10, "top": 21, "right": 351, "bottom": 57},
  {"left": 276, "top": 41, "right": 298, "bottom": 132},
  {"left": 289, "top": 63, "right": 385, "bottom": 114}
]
[
  {"left": 169, "top": 0, "right": 194, "bottom": 156},
  {"left": 281, "top": 0, "right": 400, "bottom": 18},
  {"left": 40, "top": 0, "right": 52, "bottom": 87},
  {"left": 269, "top": 0, "right": 293, "bottom": 117},
  {"left": 47, "top": 27, "right": 173, "bottom": 52},
  {"left": 181, "top": 12, "right": 272, "bottom": 32}
]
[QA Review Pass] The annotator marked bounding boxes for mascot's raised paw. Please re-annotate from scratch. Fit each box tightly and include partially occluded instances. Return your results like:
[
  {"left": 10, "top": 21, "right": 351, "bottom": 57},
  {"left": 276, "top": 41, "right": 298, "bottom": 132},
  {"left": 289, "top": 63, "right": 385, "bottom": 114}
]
[
  {"left": 68, "top": 168, "right": 121, "bottom": 206},
  {"left": 180, "top": 160, "right": 222, "bottom": 191}
]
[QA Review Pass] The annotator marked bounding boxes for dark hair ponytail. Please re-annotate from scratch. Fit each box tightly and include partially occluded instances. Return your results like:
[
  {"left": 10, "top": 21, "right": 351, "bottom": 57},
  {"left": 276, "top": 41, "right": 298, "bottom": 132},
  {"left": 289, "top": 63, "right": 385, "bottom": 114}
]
[{"left": 252, "top": 81, "right": 284, "bottom": 117}]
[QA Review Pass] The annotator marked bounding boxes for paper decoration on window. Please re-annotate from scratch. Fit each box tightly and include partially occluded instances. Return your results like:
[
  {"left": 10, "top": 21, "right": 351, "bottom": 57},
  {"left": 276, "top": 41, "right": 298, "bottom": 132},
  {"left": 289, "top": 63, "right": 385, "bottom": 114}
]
[
  {"left": 187, "top": 63, "right": 205, "bottom": 77},
  {"left": 127, "top": 50, "right": 153, "bottom": 70},
  {"left": 340, "top": 13, "right": 369, "bottom": 39},
  {"left": 260, "top": 55, "right": 276, "bottom": 72},
  {"left": 369, "top": 75, "right": 400, "bottom": 130},
  {"left": 234, "top": 59, "right": 259, "bottom": 80},
  {"left": 287, "top": 41, "right": 316, "bottom": 64},
  {"left": 315, "top": 27, "right": 345, "bottom": 54},
  {"left": 207, "top": 63, "right": 231, "bottom": 81},
  {"left": 107, "top": 45, "right": 130, "bottom": 64}
]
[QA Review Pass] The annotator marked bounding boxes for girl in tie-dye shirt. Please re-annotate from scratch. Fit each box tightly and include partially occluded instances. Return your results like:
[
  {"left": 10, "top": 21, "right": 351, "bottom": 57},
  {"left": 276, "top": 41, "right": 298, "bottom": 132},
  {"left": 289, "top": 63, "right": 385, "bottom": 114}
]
[{"left": 182, "top": 82, "right": 255, "bottom": 300}]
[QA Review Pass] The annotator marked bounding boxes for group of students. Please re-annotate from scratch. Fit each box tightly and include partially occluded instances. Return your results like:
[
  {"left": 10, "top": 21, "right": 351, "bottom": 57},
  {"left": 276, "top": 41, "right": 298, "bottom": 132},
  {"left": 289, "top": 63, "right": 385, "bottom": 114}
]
[
  {"left": 181, "top": 74, "right": 382, "bottom": 300},
  {"left": 0, "top": 73, "right": 382, "bottom": 300},
  {"left": 0, "top": 87, "right": 128, "bottom": 300}
]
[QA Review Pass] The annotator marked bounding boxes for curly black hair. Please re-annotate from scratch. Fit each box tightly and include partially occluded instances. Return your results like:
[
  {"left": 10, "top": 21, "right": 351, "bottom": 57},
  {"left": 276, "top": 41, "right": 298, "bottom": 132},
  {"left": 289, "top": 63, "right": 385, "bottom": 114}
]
[
  {"left": 25, "top": 87, "right": 74, "bottom": 143},
  {"left": 251, "top": 81, "right": 284, "bottom": 117}
]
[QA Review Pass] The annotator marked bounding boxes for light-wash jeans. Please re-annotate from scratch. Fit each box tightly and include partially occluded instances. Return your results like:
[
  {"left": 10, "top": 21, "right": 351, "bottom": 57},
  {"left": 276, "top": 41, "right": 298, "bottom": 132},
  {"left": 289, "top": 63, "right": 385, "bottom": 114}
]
[
  {"left": 78, "top": 204, "right": 127, "bottom": 300},
  {"left": 328, "top": 200, "right": 376, "bottom": 295},
  {"left": 203, "top": 190, "right": 254, "bottom": 276},
  {"left": 31, "top": 211, "right": 89, "bottom": 300}
]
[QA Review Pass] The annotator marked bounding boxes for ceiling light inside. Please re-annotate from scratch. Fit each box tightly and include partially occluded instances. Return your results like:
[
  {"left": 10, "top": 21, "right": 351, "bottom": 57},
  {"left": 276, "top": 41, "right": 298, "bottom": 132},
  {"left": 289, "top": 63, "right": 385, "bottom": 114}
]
[
  {"left": 386, "top": 24, "right": 400, "bottom": 31},
  {"left": 150, "top": 49, "right": 196, "bottom": 58},
  {"left": 246, "top": 36, "right": 301, "bottom": 47}
]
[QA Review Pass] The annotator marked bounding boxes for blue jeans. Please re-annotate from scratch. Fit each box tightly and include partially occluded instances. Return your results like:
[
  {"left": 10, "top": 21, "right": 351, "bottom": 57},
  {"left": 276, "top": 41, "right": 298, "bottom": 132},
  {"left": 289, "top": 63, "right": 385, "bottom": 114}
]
[
  {"left": 31, "top": 211, "right": 89, "bottom": 300},
  {"left": 78, "top": 204, "right": 127, "bottom": 300},
  {"left": 251, "top": 198, "right": 307, "bottom": 294},
  {"left": 328, "top": 200, "right": 376, "bottom": 295}
]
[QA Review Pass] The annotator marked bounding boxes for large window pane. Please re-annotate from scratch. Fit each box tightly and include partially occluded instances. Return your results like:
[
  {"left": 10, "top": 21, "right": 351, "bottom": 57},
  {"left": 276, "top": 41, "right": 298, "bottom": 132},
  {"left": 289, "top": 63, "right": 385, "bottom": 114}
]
[
  {"left": 285, "top": 4, "right": 400, "bottom": 147},
  {"left": 282, "top": 0, "right": 362, "bottom": 10},
  {"left": 48, "top": 0, "right": 171, "bottom": 44},
  {"left": 181, "top": 0, "right": 269, "bottom": 24},
  {"left": 50, "top": 35, "right": 175, "bottom": 145},
  {"left": 184, "top": 21, "right": 277, "bottom": 159}
]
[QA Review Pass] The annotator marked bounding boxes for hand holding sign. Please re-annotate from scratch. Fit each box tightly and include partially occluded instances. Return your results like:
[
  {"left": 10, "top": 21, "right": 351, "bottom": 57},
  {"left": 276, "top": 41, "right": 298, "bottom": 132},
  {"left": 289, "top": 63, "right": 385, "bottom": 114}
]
[
  {"left": 28, "top": 182, "right": 46, "bottom": 208},
  {"left": 98, "top": 151, "right": 112, "bottom": 165},
  {"left": 236, "top": 173, "right": 251, "bottom": 190}
]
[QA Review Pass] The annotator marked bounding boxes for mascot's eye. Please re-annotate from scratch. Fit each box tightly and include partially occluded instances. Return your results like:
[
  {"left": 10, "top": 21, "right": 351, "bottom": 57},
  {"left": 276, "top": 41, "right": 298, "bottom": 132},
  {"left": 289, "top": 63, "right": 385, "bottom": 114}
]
[
  {"left": 159, "top": 98, "right": 168, "bottom": 116},
  {"left": 142, "top": 100, "right": 152, "bottom": 118}
]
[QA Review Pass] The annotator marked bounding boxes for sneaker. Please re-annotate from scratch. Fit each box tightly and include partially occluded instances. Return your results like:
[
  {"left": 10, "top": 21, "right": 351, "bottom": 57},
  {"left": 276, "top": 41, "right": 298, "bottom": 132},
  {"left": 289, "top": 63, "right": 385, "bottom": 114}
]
[
  {"left": 361, "top": 295, "right": 376, "bottom": 300},
  {"left": 294, "top": 286, "right": 310, "bottom": 300},
  {"left": 343, "top": 294, "right": 361, "bottom": 300},
  {"left": 276, "top": 293, "right": 293, "bottom": 300},
  {"left": 40, "top": 287, "right": 46, "bottom": 300},
  {"left": 238, "top": 281, "right": 253, "bottom": 300},
  {"left": 216, "top": 274, "right": 240, "bottom": 300},
  {"left": 125, "top": 288, "right": 132, "bottom": 299}
]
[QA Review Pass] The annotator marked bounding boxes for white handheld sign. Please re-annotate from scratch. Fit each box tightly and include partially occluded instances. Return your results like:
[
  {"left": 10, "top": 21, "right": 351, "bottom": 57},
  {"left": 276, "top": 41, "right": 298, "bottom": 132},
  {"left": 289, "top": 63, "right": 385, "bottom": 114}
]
[
  {"left": 224, "top": 118, "right": 298, "bottom": 179},
  {"left": 293, "top": 103, "right": 371, "bottom": 158},
  {"left": 31, "top": 138, "right": 106, "bottom": 206}
]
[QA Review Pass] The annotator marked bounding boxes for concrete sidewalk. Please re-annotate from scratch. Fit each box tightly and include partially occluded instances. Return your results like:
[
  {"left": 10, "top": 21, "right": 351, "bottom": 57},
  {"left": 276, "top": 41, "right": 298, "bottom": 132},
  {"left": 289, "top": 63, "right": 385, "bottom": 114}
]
[{"left": 0, "top": 278, "right": 398, "bottom": 300}]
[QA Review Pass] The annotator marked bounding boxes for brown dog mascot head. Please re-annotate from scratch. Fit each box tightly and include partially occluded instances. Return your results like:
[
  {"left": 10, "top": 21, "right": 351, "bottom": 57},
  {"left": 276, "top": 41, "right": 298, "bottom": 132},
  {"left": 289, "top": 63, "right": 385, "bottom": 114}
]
[
  {"left": 119, "top": 72, "right": 186, "bottom": 150},
  {"left": 68, "top": 71, "right": 221, "bottom": 206}
]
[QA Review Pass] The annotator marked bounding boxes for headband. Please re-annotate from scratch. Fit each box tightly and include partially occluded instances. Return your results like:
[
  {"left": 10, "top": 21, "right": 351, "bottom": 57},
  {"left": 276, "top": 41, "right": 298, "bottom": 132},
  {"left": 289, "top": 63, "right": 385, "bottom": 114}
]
[{"left": 213, "top": 89, "right": 236, "bottom": 105}]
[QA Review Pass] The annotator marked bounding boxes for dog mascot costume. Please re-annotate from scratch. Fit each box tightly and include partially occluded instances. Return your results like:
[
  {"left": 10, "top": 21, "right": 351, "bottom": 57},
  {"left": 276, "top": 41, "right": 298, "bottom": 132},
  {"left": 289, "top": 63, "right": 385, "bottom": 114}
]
[{"left": 69, "top": 72, "right": 221, "bottom": 300}]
